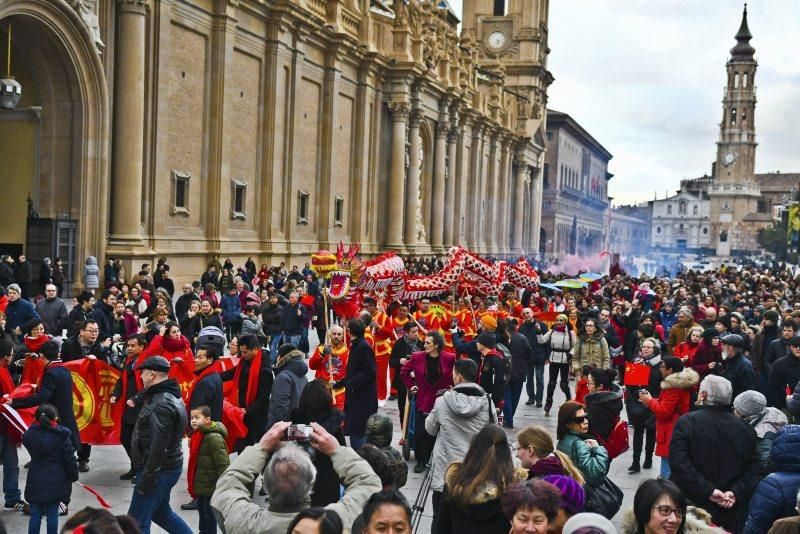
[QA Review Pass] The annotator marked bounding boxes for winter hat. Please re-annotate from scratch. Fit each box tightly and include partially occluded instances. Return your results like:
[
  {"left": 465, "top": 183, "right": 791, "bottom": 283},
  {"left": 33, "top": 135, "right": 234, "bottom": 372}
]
[
  {"left": 542, "top": 475, "right": 585, "bottom": 515},
  {"left": 480, "top": 314, "right": 498, "bottom": 332},
  {"left": 556, "top": 313, "right": 569, "bottom": 322},
  {"left": 476, "top": 331, "right": 496, "bottom": 350},
  {"left": 365, "top": 413, "right": 394, "bottom": 448},
  {"left": 701, "top": 328, "right": 718, "bottom": 343},
  {"left": 6, "top": 283, "right": 21, "bottom": 295},
  {"left": 763, "top": 310, "right": 780, "bottom": 323},
  {"left": 562, "top": 513, "right": 617, "bottom": 534},
  {"left": 716, "top": 315, "right": 731, "bottom": 330},
  {"left": 733, "top": 390, "right": 767, "bottom": 418},
  {"left": 277, "top": 343, "right": 298, "bottom": 358}
]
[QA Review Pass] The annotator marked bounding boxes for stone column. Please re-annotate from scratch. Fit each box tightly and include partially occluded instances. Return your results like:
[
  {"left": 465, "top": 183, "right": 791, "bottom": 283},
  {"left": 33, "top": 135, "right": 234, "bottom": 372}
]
[
  {"left": 443, "top": 125, "right": 458, "bottom": 246},
  {"left": 430, "top": 121, "right": 447, "bottom": 249},
  {"left": 386, "top": 102, "right": 409, "bottom": 248},
  {"left": 512, "top": 153, "right": 527, "bottom": 253},
  {"left": 110, "top": 0, "right": 147, "bottom": 243},
  {"left": 404, "top": 108, "right": 422, "bottom": 248},
  {"left": 530, "top": 166, "right": 543, "bottom": 254}
]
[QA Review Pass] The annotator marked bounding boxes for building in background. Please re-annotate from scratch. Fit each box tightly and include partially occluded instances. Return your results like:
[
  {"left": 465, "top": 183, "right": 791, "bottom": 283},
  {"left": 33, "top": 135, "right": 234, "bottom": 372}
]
[
  {"left": 609, "top": 204, "right": 651, "bottom": 257},
  {"left": 0, "top": 0, "right": 552, "bottom": 288},
  {"left": 540, "top": 109, "right": 612, "bottom": 260}
]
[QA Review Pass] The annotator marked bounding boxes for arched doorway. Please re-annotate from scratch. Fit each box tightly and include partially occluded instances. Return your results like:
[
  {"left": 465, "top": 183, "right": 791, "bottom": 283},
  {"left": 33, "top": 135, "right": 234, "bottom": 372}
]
[{"left": 0, "top": 1, "right": 109, "bottom": 292}]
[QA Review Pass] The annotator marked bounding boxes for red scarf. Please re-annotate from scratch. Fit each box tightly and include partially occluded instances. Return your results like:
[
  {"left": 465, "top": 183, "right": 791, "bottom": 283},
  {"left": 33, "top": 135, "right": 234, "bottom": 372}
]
[
  {"left": 233, "top": 349, "right": 262, "bottom": 407},
  {"left": 0, "top": 366, "right": 14, "bottom": 395},
  {"left": 186, "top": 364, "right": 218, "bottom": 409},
  {"left": 24, "top": 335, "right": 53, "bottom": 353},
  {"left": 162, "top": 335, "right": 191, "bottom": 354},
  {"left": 37, "top": 361, "right": 62, "bottom": 387},
  {"left": 187, "top": 429, "right": 204, "bottom": 498}
]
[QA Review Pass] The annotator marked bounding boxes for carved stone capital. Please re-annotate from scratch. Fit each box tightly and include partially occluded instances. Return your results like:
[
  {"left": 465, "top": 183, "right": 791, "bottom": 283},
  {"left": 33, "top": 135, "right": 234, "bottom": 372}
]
[
  {"left": 389, "top": 101, "right": 410, "bottom": 121},
  {"left": 435, "top": 121, "right": 449, "bottom": 139},
  {"left": 409, "top": 107, "right": 423, "bottom": 128},
  {"left": 116, "top": 0, "right": 147, "bottom": 14}
]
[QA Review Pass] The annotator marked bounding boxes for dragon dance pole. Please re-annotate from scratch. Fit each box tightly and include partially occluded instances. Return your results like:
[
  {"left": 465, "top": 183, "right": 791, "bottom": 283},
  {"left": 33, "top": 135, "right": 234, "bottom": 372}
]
[{"left": 323, "top": 288, "right": 336, "bottom": 405}]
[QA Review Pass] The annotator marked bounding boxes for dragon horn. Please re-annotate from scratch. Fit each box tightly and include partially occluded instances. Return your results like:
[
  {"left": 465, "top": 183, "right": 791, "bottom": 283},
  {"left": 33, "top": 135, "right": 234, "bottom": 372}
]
[
  {"left": 348, "top": 243, "right": 360, "bottom": 259},
  {"left": 336, "top": 241, "right": 344, "bottom": 263}
]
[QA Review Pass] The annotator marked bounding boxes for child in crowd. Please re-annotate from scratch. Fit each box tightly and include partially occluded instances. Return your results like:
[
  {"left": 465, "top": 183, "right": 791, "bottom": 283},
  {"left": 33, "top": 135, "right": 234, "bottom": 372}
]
[
  {"left": 575, "top": 365, "right": 592, "bottom": 404},
  {"left": 188, "top": 406, "right": 230, "bottom": 534},
  {"left": 23, "top": 403, "right": 79, "bottom": 534},
  {"left": 240, "top": 305, "right": 265, "bottom": 343}
]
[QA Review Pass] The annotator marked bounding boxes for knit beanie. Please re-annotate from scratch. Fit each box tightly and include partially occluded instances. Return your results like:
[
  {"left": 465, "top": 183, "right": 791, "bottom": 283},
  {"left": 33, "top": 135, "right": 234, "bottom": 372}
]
[
  {"left": 733, "top": 390, "right": 767, "bottom": 418},
  {"left": 562, "top": 512, "right": 617, "bottom": 534},
  {"left": 542, "top": 474, "right": 585, "bottom": 515},
  {"left": 480, "top": 314, "right": 498, "bottom": 332},
  {"left": 476, "top": 331, "right": 496, "bottom": 350}
]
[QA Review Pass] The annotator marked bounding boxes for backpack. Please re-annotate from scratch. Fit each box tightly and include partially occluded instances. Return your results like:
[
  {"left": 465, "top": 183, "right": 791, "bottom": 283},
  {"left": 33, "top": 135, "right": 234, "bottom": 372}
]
[
  {"left": 495, "top": 343, "right": 512, "bottom": 385},
  {"left": 596, "top": 417, "right": 629, "bottom": 459}
]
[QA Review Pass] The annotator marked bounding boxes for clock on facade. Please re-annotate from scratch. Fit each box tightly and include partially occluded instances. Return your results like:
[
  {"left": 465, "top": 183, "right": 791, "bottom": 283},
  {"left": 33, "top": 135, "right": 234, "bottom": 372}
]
[
  {"left": 486, "top": 30, "right": 508, "bottom": 52},
  {"left": 723, "top": 151, "right": 736, "bottom": 166}
]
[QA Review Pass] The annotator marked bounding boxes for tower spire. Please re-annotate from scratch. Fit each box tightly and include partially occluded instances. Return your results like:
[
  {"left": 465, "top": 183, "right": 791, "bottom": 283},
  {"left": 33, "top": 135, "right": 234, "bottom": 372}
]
[{"left": 731, "top": 3, "right": 755, "bottom": 59}]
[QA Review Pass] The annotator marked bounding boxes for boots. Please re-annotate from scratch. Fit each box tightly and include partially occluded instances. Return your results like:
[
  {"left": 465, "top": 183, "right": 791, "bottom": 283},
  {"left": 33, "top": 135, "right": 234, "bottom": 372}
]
[
  {"left": 643, "top": 454, "right": 653, "bottom": 469},
  {"left": 120, "top": 467, "right": 136, "bottom": 480},
  {"left": 544, "top": 400, "right": 552, "bottom": 416},
  {"left": 628, "top": 461, "right": 641, "bottom": 474}
]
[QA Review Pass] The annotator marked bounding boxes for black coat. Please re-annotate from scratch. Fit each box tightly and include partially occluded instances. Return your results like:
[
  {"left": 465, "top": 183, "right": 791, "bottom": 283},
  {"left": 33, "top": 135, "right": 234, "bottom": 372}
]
[
  {"left": 767, "top": 354, "right": 800, "bottom": 409},
  {"left": 131, "top": 379, "right": 188, "bottom": 494},
  {"left": 39, "top": 263, "right": 53, "bottom": 292},
  {"left": 60, "top": 336, "right": 111, "bottom": 365},
  {"left": 438, "top": 487, "right": 509, "bottom": 534},
  {"left": 764, "top": 338, "right": 792, "bottom": 377},
  {"left": 221, "top": 357, "right": 273, "bottom": 445},
  {"left": 478, "top": 351, "right": 506, "bottom": 411},
  {"left": 280, "top": 302, "right": 307, "bottom": 336},
  {"left": 338, "top": 336, "right": 377, "bottom": 436},
  {"left": 507, "top": 332, "right": 531, "bottom": 382},
  {"left": 12, "top": 363, "right": 81, "bottom": 452},
  {"left": 261, "top": 303, "right": 284, "bottom": 336},
  {"left": 519, "top": 320, "right": 548, "bottom": 365},
  {"left": 669, "top": 405, "right": 761, "bottom": 531},
  {"left": 390, "top": 336, "right": 422, "bottom": 390},
  {"left": 721, "top": 353, "right": 756, "bottom": 402},
  {"left": 585, "top": 384, "right": 624, "bottom": 442},
  {"left": 89, "top": 302, "right": 115, "bottom": 343},
  {"left": 66, "top": 306, "right": 91, "bottom": 339},
  {"left": 22, "top": 423, "right": 79, "bottom": 505},
  {"left": 625, "top": 358, "right": 662, "bottom": 428},
  {"left": 0, "top": 261, "right": 14, "bottom": 286},
  {"left": 188, "top": 370, "right": 223, "bottom": 422},
  {"left": 174, "top": 293, "right": 200, "bottom": 322},
  {"left": 452, "top": 332, "right": 481, "bottom": 363}
]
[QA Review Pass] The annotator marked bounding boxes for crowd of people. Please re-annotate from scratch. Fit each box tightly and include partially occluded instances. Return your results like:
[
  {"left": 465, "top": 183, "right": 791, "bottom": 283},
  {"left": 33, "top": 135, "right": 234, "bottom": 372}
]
[{"left": 1, "top": 254, "right": 800, "bottom": 533}]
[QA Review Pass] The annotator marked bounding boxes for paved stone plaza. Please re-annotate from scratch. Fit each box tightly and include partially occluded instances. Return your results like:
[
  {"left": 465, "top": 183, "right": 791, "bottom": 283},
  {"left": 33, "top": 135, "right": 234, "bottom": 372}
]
[{"left": 0, "top": 370, "right": 650, "bottom": 533}]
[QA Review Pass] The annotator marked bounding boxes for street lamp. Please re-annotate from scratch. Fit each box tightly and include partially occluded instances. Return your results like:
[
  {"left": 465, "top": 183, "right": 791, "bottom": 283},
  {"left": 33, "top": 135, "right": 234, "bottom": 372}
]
[{"left": 0, "top": 19, "right": 22, "bottom": 110}]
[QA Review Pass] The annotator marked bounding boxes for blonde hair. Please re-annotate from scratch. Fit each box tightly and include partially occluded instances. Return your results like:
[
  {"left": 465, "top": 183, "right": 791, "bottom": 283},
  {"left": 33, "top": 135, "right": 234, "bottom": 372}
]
[
  {"left": 516, "top": 426, "right": 585, "bottom": 485},
  {"left": 685, "top": 325, "right": 704, "bottom": 341}
]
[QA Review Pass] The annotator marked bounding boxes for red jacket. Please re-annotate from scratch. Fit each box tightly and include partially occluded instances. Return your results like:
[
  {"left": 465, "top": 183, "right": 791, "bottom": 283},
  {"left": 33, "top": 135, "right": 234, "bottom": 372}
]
[{"left": 646, "top": 368, "right": 699, "bottom": 457}]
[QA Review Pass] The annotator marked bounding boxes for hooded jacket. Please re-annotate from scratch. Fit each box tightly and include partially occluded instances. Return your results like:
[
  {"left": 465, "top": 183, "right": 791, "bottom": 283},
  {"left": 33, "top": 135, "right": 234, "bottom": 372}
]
[
  {"left": 191, "top": 421, "right": 230, "bottom": 497},
  {"left": 267, "top": 350, "right": 308, "bottom": 427},
  {"left": 743, "top": 425, "right": 800, "bottom": 534},
  {"left": 573, "top": 329, "right": 610, "bottom": 371},
  {"left": 22, "top": 422, "right": 79, "bottom": 505},
  {"left": 585, "top": 383, "right": 624, "bottom": 443},
  {"left": 527, "top": 453, "right": 569, "bottom": 479},
  {"left": 131, "top": 378, "right": 188, "bottom": 494},
  {"left": 742, "top": 407, "right": 788, "bottom": 471},
  {"left": 645, "top": 367, "right": 699, "bottom": 458},
  {"left": 82, "top": 256, "right": 100, "bottom": 290},
  {"left": 425, "top": 383, "right": 497, "bottom": 492}
]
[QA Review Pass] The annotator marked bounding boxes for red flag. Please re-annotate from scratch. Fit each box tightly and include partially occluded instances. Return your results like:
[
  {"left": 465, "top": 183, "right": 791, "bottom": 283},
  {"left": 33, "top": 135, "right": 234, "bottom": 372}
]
[
  {"left": 221, "top": 400, "right": 247, "bottom": 453},
  {"left": 21, "top": 355, "right": 47, "bottom": 385},
  {"left": 624, "top": 362, "right": 651, "bottom": 386}
]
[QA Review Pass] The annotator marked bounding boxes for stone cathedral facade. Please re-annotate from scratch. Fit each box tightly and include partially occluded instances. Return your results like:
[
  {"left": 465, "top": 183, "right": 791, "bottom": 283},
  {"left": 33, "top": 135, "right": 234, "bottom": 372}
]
[{"left": 0, "top": 0, "right": 552, "bottom": 283}]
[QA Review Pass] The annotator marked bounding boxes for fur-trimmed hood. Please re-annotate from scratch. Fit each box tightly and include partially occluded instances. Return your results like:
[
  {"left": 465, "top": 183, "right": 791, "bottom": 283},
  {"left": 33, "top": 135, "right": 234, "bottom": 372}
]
[
  {"left": 660, "top": 367, "right": 700, "bottom": 391},
  {"left": 620, "top": 507, "right": 726, "bottom": 534}
]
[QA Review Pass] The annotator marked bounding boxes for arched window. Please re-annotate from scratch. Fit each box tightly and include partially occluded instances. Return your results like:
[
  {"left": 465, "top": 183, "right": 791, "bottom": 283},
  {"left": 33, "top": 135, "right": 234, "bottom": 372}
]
[
  {"left": 656, "top": 226, "right": 662, "bottom": 234},
  {"left": 734, "top": 73, "right": 739, "bottom": 88},
  {"left": 731, "top": 108, "right": 737, "bottom": 125},
  {"left": 743, "top": 73, "right": 748, "bottom": 88},
  {"left": 679, "top": 201, "right": 687, "bottom": 215},
  {"left": 693, "top": 205, "right": 698, "bottom": 215},
  {"left": 667, "top": 205, "right": 672, "bottom": 215}
]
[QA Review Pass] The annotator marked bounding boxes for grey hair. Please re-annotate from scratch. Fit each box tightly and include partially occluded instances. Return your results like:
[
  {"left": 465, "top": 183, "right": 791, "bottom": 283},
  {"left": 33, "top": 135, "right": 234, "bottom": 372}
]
[
  {"left": 678, "top": 306, "right": 692, "bottom": 317},
  {"left": 264, "top": 443, "right": 316, "bottom": 507},
  {"left": 699, "top": 375, "right": 733, "bottom": 406}
]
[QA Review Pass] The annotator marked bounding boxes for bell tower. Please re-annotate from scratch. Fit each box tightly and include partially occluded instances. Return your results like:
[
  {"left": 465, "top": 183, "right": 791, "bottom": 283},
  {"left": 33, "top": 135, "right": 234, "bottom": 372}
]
[
  {"left": 461, "top": 0, "right": 549, "bottom": 67},
  {"left": 715, "top": 4, "right": 757, "bottom": 183}
]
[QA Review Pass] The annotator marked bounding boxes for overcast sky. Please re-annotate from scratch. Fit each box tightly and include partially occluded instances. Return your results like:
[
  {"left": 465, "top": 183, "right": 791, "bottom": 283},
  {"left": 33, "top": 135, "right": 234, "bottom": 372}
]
[{"left": 448, "top": 0, "right": 800, "bottom": 205}]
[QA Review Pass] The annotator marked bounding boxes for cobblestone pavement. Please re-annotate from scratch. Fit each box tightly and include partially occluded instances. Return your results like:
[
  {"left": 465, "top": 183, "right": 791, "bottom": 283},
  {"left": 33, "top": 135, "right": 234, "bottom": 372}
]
[{"left": 0, "top": 338, "right": 651, "bottom": 532}]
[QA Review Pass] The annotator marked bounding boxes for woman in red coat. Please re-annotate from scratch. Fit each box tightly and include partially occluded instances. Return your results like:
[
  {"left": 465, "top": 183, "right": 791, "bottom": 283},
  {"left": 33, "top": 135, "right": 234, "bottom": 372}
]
[
  {"left": 638, "top": 356, "right": 698, "bottom": 480},
  {"left": 673, "top": 325, "right": 703, "bottom": 364}
]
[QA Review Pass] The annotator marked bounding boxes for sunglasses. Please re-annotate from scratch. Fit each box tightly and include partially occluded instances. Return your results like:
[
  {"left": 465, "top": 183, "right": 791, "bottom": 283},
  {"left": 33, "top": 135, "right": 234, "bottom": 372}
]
[{"left": 572, "top": 415, "right": 586, "bottom": 424}]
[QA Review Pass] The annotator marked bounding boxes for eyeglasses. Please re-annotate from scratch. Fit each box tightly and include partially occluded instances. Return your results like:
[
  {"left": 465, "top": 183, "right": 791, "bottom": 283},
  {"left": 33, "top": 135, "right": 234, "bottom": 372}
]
[
  {"left": 572, "top": 415, "right": 586, "bottom": 424},
  {"left": 85, "top": 329, "right": 99, "bottom": 334},
  {"left": 652, "top": 505, "right": 684, "bottom": 518}
]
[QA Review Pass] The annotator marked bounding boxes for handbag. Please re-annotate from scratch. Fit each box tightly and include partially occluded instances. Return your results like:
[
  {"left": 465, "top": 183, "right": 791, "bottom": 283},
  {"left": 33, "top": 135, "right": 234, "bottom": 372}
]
[{"left": 584, "top": 476, "right": 624, "bottom": 519}]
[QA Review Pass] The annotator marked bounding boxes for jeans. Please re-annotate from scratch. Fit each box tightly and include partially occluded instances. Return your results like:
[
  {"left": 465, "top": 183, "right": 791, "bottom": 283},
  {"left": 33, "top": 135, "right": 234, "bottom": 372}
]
[
  {"left": 0, "top": 434, "right": 21, "bottom": 503},
  {"left": 128, "top": 467, "right": 193, "bottom": 534},
  {"left": 546, "top": 362, "right": 571, "bottom": 405},
  {"left": 349, "top": 435, "right": 366, "bottom": 450},
  {"left": 197, "top": 496, "right": 217, "bottom": 533},
  {"left": 28, "top": 502, "right": 58, "bottom": 534},
  {"left": 282, "top": 334, "right": 302, "bottom": 351},
  {"left": 526, "top": 361, "right": 545, "bottom": 403},
  {"left": 431, "top": 490, "right": 443, "bottom": 534},
  {"left": 268, "top": 335, "right": 282, "bottom": 365},
  {"left": 503, "top": 380, "right": 524, "bottom": 427},
  {"left": 660, "top": 457, "right": 671, "bottom": 479}
]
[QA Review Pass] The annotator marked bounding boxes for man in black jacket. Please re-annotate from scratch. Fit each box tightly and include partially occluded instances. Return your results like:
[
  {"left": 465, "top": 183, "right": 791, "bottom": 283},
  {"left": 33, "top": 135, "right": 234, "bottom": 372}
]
[
  {"left": 389, "top": 322, "right": 423, "bottom": 426},
  {"left": 763, "top": 319, "right": 795, "bottom": 378},
  {"left": 475, "top": 332, "right": 506, "bottom": 416},
  {"left": 60, "top": 320, "right": 112, "bottom": 364},
  {"left": 519, "top": 308, "right": 547, "bottom": 407},
  {"left": 720, "top": 333, "right": 756, "bottom": 401},
  {"left": 128, "top": 356, "right": 191, "bottom": 534},
  {"left": 767, "top": 336, "right": 800, "bottom": 410},
  {"left": 89, "top": 289, "right": 117, "bottom": 342},
  {"left": 110, "top": 334, "right": 147, "bottom": 480},
  {"left": 187, "top": 345, "right": 223, "bottom": 421},
  {"left": 503, "top": 320, "right": 531, "bottom": 428},
  {"left": 66, "top": 291, "right": 94, "bottom": 339},
  {"left": 174, "top": 284, "right": 200, "bottom": 323},
  {"left": 279, "top": 292, "right": 306, "bottom": 348},
  {"left": 262, "top": 293, "right": 284, "bottom": 362},
  {"left": 670, "top": 375, "right": 760, "bottom": 532},
  {"left": 335, "top": 319, "right": 377, "bottom": 450}
]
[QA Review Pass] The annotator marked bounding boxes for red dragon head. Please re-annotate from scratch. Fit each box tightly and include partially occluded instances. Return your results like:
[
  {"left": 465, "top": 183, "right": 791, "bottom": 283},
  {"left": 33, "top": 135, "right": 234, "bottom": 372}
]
[{"left": 310, "top": 243, "right": 364, "bottom": 303}]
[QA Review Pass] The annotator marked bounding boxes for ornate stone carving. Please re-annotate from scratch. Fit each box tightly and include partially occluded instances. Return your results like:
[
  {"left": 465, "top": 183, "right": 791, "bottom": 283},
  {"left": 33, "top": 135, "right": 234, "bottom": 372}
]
[
  {"left": 70, "top": 0, "right": 105, "bottom": 52},
  {"left": 389, "top": 101, "right": 410, "bottom": 120}
]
